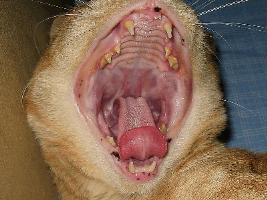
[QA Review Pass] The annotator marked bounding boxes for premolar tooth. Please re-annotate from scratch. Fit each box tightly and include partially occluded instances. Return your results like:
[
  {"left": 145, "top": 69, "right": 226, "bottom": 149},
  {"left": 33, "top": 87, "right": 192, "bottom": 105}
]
[
  {"left": 129, "top": 161, "right": 135, "bottom": 174},
  {"left": 100, "top": 57, "right": 108, "bottom": 68},
  {"left": 164, "top": 22, "right": 172, "bottom": 39},
  {"left": 148, "top": 161, "right": 156, "bottom": 173},
  {"left": 159, "top": 123, "right": 167, "bottom": 134},
  {"left": 104, "top": 52, "right": 113, "bottom": 64},
  {"left": 106, "top": 136, "right": 116, "bottom": 147},
  {"left": 124, "top": 20, "right": 134, "bottom": 36},
  {"left": 165, "top": 47, "right": 171, "bottom": 57},
  {"left": 114, "top": 43, "right": 121, "bottom": 54},
  {"left": 167, "top": 55, "right": 179, "bottom": 71}
]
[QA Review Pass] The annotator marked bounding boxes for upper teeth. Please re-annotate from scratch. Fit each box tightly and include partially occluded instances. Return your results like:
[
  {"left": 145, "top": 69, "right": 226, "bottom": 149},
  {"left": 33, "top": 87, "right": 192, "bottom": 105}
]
[
  {"left": 106, "top": 136, "right": 116, "bottom": 147},
  {"left": 163, "top": 22, "right": 172, "bottom": 39},
  {"left": 124, "top": 20, "right": 134, "bottom": 36}
]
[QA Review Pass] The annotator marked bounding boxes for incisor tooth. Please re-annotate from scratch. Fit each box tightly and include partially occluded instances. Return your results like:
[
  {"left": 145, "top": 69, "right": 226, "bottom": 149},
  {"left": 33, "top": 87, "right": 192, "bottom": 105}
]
[
  {"left": 148, "top": 161, "right": 156, "bottom": 173},
  {"left": 165, "top": 47, "right": 171, "bottom": 57},
  {"left": 129, "top": 161, "right": 135, "bottom": 174},
  {"left": 164, "top": 22, "right": 172, "bottom": 39},
  {"left": 114, "top": 43, "right": 121, "bottom": 54},
  {"left": 159, "top": 123, "right": 167, "bottom": 134},
  {"left": 104, "top": 52, "right": 113, "bottom": 64},
  {"left": 167, "top": 55, "right": 179, "bottom": 71},
  {"left": 124, "top": 20, "right": 134, "bottom": 36},
  {"left": 106, "top": 136, "right": 116, "bottom": 147}
]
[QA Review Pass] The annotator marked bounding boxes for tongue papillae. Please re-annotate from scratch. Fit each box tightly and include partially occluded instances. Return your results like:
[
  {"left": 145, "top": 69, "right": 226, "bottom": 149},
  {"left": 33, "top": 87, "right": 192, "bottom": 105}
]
[{"left": 117, "top": 97, "right": 167, "bottom": 161}]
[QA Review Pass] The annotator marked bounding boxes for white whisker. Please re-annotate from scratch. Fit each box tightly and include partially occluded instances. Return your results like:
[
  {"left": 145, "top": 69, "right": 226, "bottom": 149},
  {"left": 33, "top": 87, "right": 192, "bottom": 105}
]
[
  {"left": 221, "top": 99, "right": 255, "bottom": 114},
  {"left": 33, "top": 13, "right": 79, "bottom": 56},
  {"left": 195, "top": 0, "right": 216, "bottom": 12},
  {"left": 196, "top": 22, "right": 267, "bottom": 33},
  {"left": 197, "top": 0, "right": 248, "bottom": 16},
  {"left": 30, "top": 0, "right": 70, "bottom": 10}
]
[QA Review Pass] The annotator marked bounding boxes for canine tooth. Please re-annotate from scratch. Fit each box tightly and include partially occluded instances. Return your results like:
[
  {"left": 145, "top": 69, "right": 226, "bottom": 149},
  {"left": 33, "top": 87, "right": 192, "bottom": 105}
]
[
  {"left": 148, "top": 161, "right": 156, "bottom": 173},
  {"left": 159, "top": 123, "right": 167, "bottom": 134},
  {"left": 124, "top": 20, "right": 134, "bottom": 36},
  {"left": 106, "top": 136, "right": 116, "bottom": 147},
  {"left": 167, "top": 55, "right": 179, "bottom": 71},
  {"left": 165, "top": 47, "right": 171, "bottom": 57},
  {"left": 129, "top": 161, "right": 135, "bottom": 174},
  {"left": 164, "top": 22, "right": 172, "bottom": 39},
  {"left": 104, "top": 52, "right": 113, "bottom": 64},
  {"left": 114, "top": 43, "right": 121, "bottom": 54}
]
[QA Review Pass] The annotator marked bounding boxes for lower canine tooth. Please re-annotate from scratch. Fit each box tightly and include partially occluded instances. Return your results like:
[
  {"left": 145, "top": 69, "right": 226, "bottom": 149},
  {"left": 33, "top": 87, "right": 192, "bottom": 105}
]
[
  {"left": 106, "top": 136, "right": 116, "bottom": 147},
  {"left": 129, "top": 161, "right": 135, "bottom": 174},
  {"left": 124, "top": 20, "right": 134, "bottom": 36},
  {"left": 165, "top": 47, "right": 171, "bottom": 57},
  {"left": 148, "top": 161, "right": 156, "bottom": 173},
  {"left": 164, "top": 22, "right": 172, "bottom": 39},
  {"left": 159, "top": 123, "right": 167, "bottom": 134}
]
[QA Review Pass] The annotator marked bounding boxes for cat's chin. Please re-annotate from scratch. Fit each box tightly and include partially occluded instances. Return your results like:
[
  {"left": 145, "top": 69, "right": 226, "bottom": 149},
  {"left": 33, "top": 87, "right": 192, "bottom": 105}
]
[{"left": 73, "top": 0, "right": 193, "bottom": 182}]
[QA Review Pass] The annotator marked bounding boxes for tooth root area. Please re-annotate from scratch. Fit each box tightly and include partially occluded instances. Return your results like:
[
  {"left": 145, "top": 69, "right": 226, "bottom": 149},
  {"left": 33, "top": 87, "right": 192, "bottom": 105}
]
[
  {"left": 124, "top": 20, "right": 134, "bottom": 36},
  {"left": 159, "top": 123, "right": 167, "bottom": 134},
  {"left": 167, "top": 55, "right": 179, "bottom": 71},
  {"left": 129, "top": 161, "right": 135, "bottom": 174},
  {"left": 114, "top": 43, "right": 121, "bottom": 54},
  {"left": 106, "top": 136, "right": 116, "bottom": 147},
  {"left": 165, "top": 47, "right": 171, "bottom": 57},
  {"left": 148, "top": 161, "right": 157, "bottom": 173},
  {"left": 163, "top": 22, "right": 172, "bottom": 39}
]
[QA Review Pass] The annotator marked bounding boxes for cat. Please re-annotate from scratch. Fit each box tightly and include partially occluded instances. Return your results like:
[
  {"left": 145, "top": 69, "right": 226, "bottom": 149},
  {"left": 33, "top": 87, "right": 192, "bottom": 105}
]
[{"left": 25, "top": 0, "right": 267, "bottom": 199}]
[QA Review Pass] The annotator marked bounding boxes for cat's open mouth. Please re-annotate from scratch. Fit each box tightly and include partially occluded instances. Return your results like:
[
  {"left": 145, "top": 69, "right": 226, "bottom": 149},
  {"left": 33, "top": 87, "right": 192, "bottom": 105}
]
[{"left": 73, "top": 0, "right": 192, "bottom": 182}]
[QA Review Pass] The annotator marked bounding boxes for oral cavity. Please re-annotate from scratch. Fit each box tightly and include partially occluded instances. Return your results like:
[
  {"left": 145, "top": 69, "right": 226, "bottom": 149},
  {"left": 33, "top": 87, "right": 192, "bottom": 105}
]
[{"left": 74, "top": 4, "right": 192, "bottom": 182}]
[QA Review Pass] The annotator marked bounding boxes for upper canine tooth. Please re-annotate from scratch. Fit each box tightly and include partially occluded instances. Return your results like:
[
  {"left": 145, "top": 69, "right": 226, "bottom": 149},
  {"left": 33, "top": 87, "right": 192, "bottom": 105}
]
[
  {"left": 104, "top": 52, "right": 113, "bottom": 64},
  {"left": 124, "top": 20, "right": 134, "bottom": 36},
  {"left": 129, "top": 161, "right": 135, "bottom": 174},
  {"left": 164, "top": 22, "right": 172, "bottom": 39},
  {"left": 100, "top": 57, "right": 108, "bottom": 68},
  {"left": 106, "top": 136, "right": 116, "bottom": 147},
  {"left": 148, "top": 161, "right": 156, "bottom": 173},
  {"left": 167, "top": 55, "right": 179, "bottom": 71},
  {"left": 114, "top": 43, "right": 121, "bottom": 54}
]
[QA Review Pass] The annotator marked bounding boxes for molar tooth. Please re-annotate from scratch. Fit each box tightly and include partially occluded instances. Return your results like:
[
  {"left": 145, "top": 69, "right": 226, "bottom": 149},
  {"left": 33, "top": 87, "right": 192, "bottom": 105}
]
[
  {"left": 129, "top": 161, "right": 135, "bottom": 174},
  {"left": 104, "top": 52, "right": 113, "bottom": 64},
  {"left": 114, "top": 43, "right": 121, "bottom": 54},
  {"left": 159, "top": 123, "right": 167, "bottom": 134},
  {"left": 124, "top": 20, "right": 134, "bottom": 36},
  {"left": 148, "top": 161, "right": 156, "bottom": 173},
  {"left": 106, "top": 136, "right": 116, "bottom": 147},
  {"left": 167, "top": 55, "right": 179, "bottom": 71},
  {"left": 165, "top": 47, "right": 171, "bottom": 57},
  {"left": 164, "top": 22, "right": 172, "bottom": 39}
]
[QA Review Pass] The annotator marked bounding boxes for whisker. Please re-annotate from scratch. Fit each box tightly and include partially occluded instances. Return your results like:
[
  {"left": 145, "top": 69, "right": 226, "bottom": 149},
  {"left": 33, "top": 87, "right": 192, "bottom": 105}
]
[
  {"left": 195, "top": 0, "right": 216, "bottom": 12},
  {"left": 30, "top": 0, "right": 70, "bottom": 10},
  {"left": 188, "top": 0, "right": 201, "bottom": 7},
  {"left": 194, "top": 24, "right": 236, "bottom": 72},
  {"left": 33, "top": 13, "right": 80, "bottom": 56},
  {"left": 221, "top": 99, "right": 255, "bottom": 114},
  {"left": 197, "top": 0, "right": 248, "bottom": 16},
  {"left": 196, "top": 22, "right": 267, "bottom": 33}
]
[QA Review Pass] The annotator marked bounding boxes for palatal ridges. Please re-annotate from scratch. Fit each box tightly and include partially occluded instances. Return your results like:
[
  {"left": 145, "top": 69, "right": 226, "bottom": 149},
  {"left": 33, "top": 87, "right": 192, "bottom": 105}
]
[{"left": 99, "top": 19, "right": 179, "bottom": 71}]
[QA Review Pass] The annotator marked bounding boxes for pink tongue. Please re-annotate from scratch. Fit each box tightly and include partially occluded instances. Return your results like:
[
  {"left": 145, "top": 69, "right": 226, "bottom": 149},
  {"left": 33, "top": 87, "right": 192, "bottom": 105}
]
[{"left": 117, "top": 97, "right": 167, "bottom": 161}]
